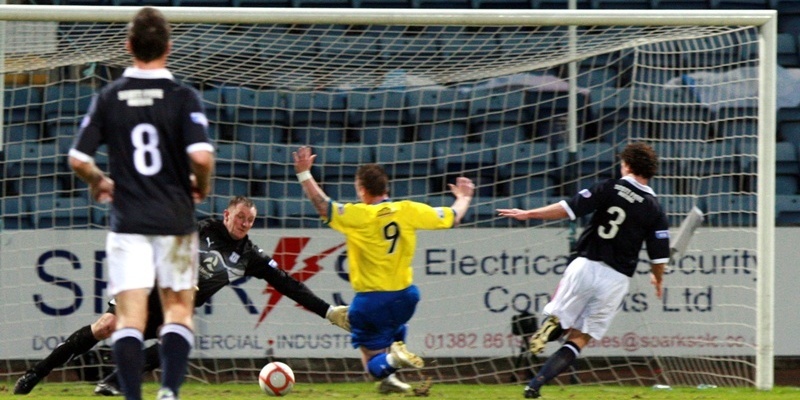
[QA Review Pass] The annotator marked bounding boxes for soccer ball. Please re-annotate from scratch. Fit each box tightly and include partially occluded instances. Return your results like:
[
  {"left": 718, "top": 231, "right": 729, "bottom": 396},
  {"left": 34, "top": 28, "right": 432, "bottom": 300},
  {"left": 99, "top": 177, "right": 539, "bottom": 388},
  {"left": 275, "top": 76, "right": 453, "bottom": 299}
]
[{"left": 258, "top": 361, "right": 295, "bottom": 396}]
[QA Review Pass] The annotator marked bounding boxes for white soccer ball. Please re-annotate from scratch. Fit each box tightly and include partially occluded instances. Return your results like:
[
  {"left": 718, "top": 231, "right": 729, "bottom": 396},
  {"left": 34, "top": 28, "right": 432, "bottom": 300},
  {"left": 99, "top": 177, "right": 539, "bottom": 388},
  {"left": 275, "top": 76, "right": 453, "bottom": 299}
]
[{"left": 258, "top": 361, "right": 295, "bottom": 396}]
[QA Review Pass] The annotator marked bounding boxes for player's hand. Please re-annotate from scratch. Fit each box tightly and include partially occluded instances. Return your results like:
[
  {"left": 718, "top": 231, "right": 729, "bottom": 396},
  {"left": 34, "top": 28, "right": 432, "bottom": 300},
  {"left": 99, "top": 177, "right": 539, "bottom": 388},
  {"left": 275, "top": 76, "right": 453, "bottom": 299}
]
[
  {"left": 650, "top": 272, "right": 664, "bottom": 299},
  {"left": 90, "top": 176, "right": 114, "bottom": 204},
  {"left": 326, "top": 305, "right": 350, "bottom": 332},
  {"left": 292, "top": 146, "right": 316, "bottom": 174},
  {"left": 189, "top": 173, "right": 208, "bottom": 203},
  {"left": 448, "top": 177, "right": 475, "bottom": 199},
  {"left": 497, "top": 208, "right": 529, "bottom": 220}
]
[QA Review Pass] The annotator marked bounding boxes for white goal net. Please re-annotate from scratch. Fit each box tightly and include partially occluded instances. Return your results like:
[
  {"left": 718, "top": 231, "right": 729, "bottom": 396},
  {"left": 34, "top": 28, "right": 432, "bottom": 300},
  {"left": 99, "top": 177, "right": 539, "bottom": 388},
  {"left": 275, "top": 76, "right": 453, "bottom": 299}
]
[{"left": 0, "top": 5, "right": 775, "bottom": 392}]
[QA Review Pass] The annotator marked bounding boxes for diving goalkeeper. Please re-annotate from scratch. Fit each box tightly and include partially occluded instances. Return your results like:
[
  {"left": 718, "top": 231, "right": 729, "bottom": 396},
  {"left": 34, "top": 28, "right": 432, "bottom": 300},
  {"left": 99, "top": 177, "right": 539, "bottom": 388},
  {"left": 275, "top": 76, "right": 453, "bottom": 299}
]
[{"left": 14, "top": 196, "right": 349, "bottom": 396}]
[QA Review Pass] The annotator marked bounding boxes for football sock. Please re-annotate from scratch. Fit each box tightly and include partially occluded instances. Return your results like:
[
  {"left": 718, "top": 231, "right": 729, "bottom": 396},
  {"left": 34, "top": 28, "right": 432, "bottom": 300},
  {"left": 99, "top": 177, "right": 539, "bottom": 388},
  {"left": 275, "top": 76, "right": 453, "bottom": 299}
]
[
  {"left": 159, "top": 324, "right": 193, "bottom": 395},
  {"left": 367, "top": 353, "right": 395, "bottom": 379},
  {"left": 144, "top": 343, "right": 161, "bottom": 372},
  {"left": 33, "top": 324, "right": 98, "bottom": 377},
  {"left": 528, "top": 341, "right": 581, "bottom": 391},
  {"left": 112, "top": 328, "right": 144, "bottom": 400}
]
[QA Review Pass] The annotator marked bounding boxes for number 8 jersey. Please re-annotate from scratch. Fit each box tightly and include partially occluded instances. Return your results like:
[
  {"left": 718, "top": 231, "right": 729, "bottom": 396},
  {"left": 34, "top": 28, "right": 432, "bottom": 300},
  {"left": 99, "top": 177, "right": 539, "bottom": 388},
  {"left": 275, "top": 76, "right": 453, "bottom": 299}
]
[
  {"left": 563, "top": 176, "right": 671, "bottom": 277},
  {"left": 70, "top": 68, "right": 214, "bottom": 235}
]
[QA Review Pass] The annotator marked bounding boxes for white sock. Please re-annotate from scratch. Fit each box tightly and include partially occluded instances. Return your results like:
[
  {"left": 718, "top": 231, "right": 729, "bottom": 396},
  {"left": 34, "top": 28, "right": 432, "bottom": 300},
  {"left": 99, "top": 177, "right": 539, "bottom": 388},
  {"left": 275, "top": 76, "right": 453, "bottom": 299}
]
[{"left": 386, "top": 353, "right": 400, "bottom": 368}]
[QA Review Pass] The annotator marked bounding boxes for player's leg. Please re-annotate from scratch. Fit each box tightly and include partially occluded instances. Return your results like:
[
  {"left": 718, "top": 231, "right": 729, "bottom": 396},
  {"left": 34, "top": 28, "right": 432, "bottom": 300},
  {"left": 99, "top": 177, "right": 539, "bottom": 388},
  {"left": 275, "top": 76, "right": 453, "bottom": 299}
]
[
  {"left": 106, "top": 232, "right": 156, "bottom": 400},
  {"left": 350, "top": 286, "right": 421, "bottom": 393},
  {"left": 524, "top": 260, "right": 629, "bottom": 398},
  {"left": 14, "top": 312, "right": 116, "bottom": 395},
  {"left": 95, "top": 342, "right": 161, "bottom": 396},
  {"left": 153, "top": 233, "right": 198, "bottom": 400}
]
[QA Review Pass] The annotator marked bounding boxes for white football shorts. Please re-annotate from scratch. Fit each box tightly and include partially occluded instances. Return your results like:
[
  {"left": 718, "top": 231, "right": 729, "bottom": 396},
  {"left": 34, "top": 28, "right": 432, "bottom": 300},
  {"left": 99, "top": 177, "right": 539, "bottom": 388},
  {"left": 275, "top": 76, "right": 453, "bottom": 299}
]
[
  {"left": 106, "top": 232, "right": 199, "bottom": 296},
  {"left": 542, "top": 256, "right": 629, "bottom": 340}
]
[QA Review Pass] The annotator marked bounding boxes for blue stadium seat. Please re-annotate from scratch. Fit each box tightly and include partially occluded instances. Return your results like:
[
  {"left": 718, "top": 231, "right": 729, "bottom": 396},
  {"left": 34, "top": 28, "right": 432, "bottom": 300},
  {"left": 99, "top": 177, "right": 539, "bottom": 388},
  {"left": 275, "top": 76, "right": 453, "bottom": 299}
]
[
  {"left": 713, "top": 101, "right": 758, "bottom": 140},
  {"left": 232, "top": 0, "right": 292, "bottom": 5},
  {"left": 468, "top": 88, "right": 530, "bottom": 145},
  {"left": 351, "top": 0, "right": 413, "bottom": 6},
  {"left": 525, "top": 87, "right": 588, "bottom": 142},
  {"left": 497, "top": 141, "right": 554, "bottom": 196},
  {"left": 223, "top": 87, "right": 287, "bottom": 143},
  {"left": 173, "top": 0, "right": 231, "bottom": 6},
  {"left": 693, "top": 140, "right": 743, "bottom": 195},
  {"left": 274, "top": 199, "right": 324, "bottom": 228},
  {"left": 30, "top": 195, "right": 91, "bottom": 229},
  {"left": 42, "top": 83, "right": 95, "bottom": 139},
  {"left": 285, "top": 91, "right": 347, "bottom": 145},
  {"left": 591, "top": 0, "right": 651, "bottom": 8},
  {"left": 590, "top": 87, "right": 650, "bottom": 146},
  {"left": 775, "top": 141, "right": 799, "bottom": 194},
  {"left": 212, "top": 178, "right": 251, "bottom": 197},
  {"left": 293, "top": 0, "right": 349, "bottom": 6},
  {"left": 314, "top": 145, "right": 375, "bottom": 180},
  {"left": 652, "top": 93, "right": 712, "bottom": 141},
  {"left": 378, "top": 36, "right": 441, "bottom": 67},
  {"left": 777, "top": 33, "right": 800, "bottom": 68},
  {"left": 1, "top": 196, "right": 34, "bottom": 229},
  {"left": 567, "top": 142, "right": 616, "bottom": 191},
  {"left": 437, "top": 33, "right": 499, "bottom": 63},
  {"left": 655, "top": 141, "right": 703, "bottom": 195},
  {"left": 195, "top": 197, "right": 215, "bottom": 221},
  {"left": 250, "top": 143, "right": 302, "bottom": 198},
  {"left": 435, "top": 142, "right": 497, "bottom": 197},
  {"left": 347, "top": 90, "right": 407, "bottom": 145},
  {"left": 659, "top": 195, "right": 697, "bottom": 227},
  {"left": 777, "top": 103, "right": 800, "bottom": 143},
  {"left": 4, "top": 124, "right": 41, "bottom": 143},
  {"left": 531, "top": 0, "right": 590, "bottom": 7},
  {"left": 4, "top": 142, "right": 65, "bottom": 197},
  {"left": 703, "top": 193, "right": 757, "bottom": 227},
  {"left": 514, "top": 195, "right": 564, "bottom": 227},
  {"left": 771, "top": 0, "right": 800, "bottom": 35},
  {"left": 3, "top": 85, "right": 42, "bottom": 125},
  {"left": 389, "top": 179, "right": 430, "bottom": 199},
  {"left": 200, "top": 87, "right": 229, "bottom": 140},
  {"left": 651, "top": 0, "right": 709, "bottom": 8},
  {"left": 376, "top": 142, "right": 435, "bottom": 178},
  {"left": 315, "top": 34, "right": 382, "bottom": 68},
  {"left": 775, "top": 194, "right": 800, "bottom": 225},
  {"left": 710, "top": 0, "right": 768, "bottom": 9},
  {"left": 215, "top": 143, "right": 252, "bottom": 178},
  {"left": 411, "top": 0, "right": 471, "bottom": 7},
  {"left": 472, "top": 0, "right": 534, "bottom": 8},
  {"left": 405, "top": 88, "right": 470, "bottom": 144}
]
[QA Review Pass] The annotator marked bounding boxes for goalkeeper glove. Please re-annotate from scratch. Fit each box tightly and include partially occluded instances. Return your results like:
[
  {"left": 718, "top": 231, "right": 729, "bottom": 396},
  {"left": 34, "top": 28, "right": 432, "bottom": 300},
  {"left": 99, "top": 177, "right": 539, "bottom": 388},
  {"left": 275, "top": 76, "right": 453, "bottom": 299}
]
[{"left": 326, "top": 305, "right": 350, "bottom": 332}]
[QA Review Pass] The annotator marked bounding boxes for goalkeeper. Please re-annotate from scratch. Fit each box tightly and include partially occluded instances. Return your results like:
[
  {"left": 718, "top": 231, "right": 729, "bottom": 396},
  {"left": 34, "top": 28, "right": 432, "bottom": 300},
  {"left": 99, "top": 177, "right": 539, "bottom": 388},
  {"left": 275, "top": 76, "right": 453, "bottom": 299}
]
[{"left": 14, "top": 196, "right": 350, "bottom": 396}]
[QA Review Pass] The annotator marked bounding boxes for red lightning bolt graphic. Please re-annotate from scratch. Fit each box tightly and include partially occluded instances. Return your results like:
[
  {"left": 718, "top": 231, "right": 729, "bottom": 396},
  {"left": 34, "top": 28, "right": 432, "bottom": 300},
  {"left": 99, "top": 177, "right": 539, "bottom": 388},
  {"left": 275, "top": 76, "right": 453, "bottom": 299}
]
[{"left": 255, "top": 237, "right": 345, "bottom": 328}]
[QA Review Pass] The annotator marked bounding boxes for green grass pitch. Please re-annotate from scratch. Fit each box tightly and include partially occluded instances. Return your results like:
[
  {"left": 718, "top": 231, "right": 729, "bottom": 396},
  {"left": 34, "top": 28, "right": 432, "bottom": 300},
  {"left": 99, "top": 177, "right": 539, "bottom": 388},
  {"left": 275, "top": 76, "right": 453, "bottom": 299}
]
[{"left": 1, "top": 382, "right": 798, "bottom": 399}]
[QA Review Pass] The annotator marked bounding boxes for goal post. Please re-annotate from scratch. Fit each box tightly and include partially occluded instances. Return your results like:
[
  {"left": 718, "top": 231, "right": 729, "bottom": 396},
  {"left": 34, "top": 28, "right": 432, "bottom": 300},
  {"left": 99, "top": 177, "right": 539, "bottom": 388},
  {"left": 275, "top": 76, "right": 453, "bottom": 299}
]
[{"left": 0, "top": 5, "right": 777, "bottom": 391}]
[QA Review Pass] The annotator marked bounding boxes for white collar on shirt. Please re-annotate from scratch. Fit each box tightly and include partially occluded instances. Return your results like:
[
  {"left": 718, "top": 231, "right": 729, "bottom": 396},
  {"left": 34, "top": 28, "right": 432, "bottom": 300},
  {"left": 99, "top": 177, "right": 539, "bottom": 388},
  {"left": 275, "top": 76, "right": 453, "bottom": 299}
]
[{"left": 122, "top": 67, "right": 174, "bottom": 80}]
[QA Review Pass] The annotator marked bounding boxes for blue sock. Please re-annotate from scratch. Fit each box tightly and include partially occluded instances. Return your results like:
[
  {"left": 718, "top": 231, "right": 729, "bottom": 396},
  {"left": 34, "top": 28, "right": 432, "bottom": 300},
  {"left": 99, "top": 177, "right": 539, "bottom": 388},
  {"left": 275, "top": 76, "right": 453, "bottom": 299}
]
[
  {"left": 111, "top": 328, "right": 144, "bottom": 400},
  {"left": 528, "top": 341, "right": 580, "bottom": 390},
  {"left": 159, "top": 324, "right": 193, "bottom": 395},
  {"left": 366, "top": 353, "right": 395, "bottom": 379}
]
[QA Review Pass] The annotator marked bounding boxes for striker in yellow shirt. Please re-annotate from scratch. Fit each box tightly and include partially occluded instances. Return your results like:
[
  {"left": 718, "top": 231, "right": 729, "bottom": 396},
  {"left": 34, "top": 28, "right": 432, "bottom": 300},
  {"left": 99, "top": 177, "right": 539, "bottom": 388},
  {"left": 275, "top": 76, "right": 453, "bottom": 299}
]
[
  {"left": 326, "top": 199, "right": 455, "bottom": 293},
  {"left": 293, "top": 146, "right": 474, "bottom": 394}
]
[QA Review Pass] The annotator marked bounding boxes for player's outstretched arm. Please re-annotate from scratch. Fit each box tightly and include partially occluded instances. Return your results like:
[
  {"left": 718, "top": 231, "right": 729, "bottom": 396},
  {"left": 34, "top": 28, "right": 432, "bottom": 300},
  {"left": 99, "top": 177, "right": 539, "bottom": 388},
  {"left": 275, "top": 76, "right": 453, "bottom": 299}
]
[
  {"left": 498, "top": 202, "right": 568, "bottom": 221},
  {"left": 447, "top": 176, "right": 475, "bottom": 225},
  {"left": 292, "top": 146, "right": 330, "bottom": 219}
]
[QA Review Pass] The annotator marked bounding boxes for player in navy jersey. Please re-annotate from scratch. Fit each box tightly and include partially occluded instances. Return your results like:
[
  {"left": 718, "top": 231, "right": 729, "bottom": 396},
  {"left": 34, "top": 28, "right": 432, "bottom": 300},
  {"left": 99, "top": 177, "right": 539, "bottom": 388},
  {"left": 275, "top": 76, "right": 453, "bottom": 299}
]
[
  {"left": 497, "top": 142, "right": 670, "bottom": 399},
  {"left": 67, "top": 8, "right": 214, "bottom": 400},
  {"left": 13, "top": 196, "right": 349, "bottom": 396}
]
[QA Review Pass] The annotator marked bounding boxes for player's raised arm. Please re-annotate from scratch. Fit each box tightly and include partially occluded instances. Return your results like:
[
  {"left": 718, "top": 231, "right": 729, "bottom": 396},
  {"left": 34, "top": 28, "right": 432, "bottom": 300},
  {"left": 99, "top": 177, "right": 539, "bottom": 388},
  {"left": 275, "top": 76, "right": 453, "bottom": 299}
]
[
  {"left": 292, "top": 146, "right": 331, "bottom": 219},
  {"left": 447, "top": 176, "right": 475, "bottom": 225}
]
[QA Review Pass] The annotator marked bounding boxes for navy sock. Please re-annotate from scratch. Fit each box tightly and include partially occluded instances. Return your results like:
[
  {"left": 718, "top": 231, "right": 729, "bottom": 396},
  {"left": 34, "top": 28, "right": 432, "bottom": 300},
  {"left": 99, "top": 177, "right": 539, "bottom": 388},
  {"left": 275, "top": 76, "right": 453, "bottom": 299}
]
[
  {"left": 159, "top": 324, "right": 193, "bottom": 395},
  {"left": 35, "top": 325, "right": 98, "bottom": 377},
  {"left": 528, "top": 341, "right": 580, "bottom": 391},
  {"left": 111, "top": 328, "right": 144, "bottom": 400}
]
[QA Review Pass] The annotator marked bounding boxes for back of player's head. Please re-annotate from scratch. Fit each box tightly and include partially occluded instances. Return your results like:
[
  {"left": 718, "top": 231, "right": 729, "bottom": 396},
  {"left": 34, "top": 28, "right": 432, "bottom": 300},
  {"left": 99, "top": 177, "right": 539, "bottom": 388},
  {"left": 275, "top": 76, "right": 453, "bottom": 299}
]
[
  {"left": 127, "top": 7, "right": 171, "bottom": 63},
  {"left": 619, "top": 142, "right": 658, "bottom": 179},
  {"left": 356, "top": 164, "right": 389, "bottom": 197}
]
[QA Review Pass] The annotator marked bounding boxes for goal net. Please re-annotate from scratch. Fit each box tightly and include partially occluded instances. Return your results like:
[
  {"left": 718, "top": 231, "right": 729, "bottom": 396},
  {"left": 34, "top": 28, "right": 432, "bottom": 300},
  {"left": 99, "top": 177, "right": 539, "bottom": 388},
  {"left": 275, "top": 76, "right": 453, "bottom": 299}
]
[{"left": 0, "top": 5, "right": 776, "bottom": 392}]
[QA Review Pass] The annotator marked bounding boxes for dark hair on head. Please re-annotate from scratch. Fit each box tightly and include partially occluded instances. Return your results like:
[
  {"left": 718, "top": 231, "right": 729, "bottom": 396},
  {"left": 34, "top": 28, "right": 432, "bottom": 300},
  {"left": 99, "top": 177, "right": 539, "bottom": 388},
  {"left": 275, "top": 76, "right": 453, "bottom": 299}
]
[
  {"left": 619, "top": 142, "right": 658, "bottom": 179},
  {"left": 127, "top": 7, "right": 170, "bottom": 63},
  {"left": 228, "top": 196, "right": 255, "bottom": 211},
  {"left": 356, "top": 164, "right": 389, "bottom": 197}
]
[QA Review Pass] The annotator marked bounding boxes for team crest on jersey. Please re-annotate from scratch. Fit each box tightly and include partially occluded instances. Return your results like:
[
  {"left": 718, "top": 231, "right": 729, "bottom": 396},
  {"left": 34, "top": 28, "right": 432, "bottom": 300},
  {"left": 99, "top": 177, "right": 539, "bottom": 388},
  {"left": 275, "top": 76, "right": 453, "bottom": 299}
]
[
  {"left": 228, "top": 251, "right": 241, "bottom": 263},
  {"left": 579, "top": 189, "right": 592, "bottom": 198},
  {"left": 336, "top": 204, "right": 345, "bottom": 215},
  {"left": 655, "top": 230, "right": 670, "bottom": 239},
  {"left": 434, "top": 207, "right": 445, "bottom": 219},
  {"left": 191, "top": 112, "right": 209, "bottom": 127}
]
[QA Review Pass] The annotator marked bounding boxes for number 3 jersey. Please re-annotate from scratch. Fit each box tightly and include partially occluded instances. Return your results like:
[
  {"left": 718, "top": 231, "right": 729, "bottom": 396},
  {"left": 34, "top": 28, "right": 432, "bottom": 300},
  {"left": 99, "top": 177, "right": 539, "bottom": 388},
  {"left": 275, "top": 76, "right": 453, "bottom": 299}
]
[
  {"left": 69, "top": 67, "right": 214, "bottom": 235},
  {"left": 562, "top": 176, "right": 671, "bottom": 277}
]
